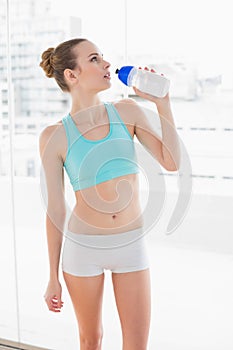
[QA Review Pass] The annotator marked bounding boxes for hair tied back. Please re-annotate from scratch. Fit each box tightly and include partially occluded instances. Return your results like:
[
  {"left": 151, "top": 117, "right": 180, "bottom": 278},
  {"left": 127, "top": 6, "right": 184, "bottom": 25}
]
[{"left": 40, "top": 47, "right": 55, "bottom": 78}]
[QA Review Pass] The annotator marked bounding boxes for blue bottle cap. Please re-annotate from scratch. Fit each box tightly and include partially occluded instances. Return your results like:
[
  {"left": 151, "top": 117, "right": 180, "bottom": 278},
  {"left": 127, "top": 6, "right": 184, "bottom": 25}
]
[{"left": 115, "top": 66, "right": 134, "bottom": 86}]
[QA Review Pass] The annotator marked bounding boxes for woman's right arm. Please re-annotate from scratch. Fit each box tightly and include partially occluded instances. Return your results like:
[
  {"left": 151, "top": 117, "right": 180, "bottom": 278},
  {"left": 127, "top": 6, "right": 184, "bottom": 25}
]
[{"left": 39, "top": 124, "right": 66, "bottom": 312}]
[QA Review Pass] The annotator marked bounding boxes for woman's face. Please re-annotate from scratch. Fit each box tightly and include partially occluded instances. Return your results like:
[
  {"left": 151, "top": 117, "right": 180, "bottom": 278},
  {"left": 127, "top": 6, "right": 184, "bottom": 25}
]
[{"left": 72, "top": 40, "right": 111, "bottom": 93}]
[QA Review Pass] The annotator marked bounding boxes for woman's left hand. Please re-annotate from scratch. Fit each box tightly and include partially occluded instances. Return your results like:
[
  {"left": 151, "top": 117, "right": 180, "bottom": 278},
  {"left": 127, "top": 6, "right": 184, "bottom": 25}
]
[{"left": 132, "top": 67, "right": 170, "bottom": 105}]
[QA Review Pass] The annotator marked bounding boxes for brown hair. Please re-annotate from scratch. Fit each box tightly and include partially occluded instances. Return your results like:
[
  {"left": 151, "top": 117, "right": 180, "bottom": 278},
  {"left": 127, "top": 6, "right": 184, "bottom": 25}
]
[{"left": 39, "top": 38, "right": 87, "bottom": 92}]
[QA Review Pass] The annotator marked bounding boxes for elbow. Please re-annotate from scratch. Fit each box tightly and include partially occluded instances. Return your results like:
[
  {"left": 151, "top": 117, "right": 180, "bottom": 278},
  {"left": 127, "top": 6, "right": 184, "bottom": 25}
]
[
  {"left": 161, "top": 144, "right": 181, "bottom": 172},
  {"left": 164, "top": 165, "right": 179, "bottom": 172},
  {"left": 163, "top": 159, "right": 180, "bottom": 172}
]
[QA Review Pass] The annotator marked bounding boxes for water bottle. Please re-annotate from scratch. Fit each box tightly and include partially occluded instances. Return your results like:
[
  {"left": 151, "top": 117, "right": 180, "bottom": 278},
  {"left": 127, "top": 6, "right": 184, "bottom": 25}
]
[{"left": 115, "top": 65, "right": 170, "bottom": 98}]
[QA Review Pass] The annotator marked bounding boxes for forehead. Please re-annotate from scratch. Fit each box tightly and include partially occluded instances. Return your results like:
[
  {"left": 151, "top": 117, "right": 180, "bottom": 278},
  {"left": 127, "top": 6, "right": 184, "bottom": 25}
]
[{"left": 75, "top": 40, "right": 102, "bottom": 58}]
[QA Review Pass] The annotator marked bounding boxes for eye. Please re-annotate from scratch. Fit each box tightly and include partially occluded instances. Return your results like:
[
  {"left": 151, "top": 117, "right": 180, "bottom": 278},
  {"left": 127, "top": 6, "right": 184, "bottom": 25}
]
[{"left": 90, "top": 56, "right": 98, "bottom": 62}]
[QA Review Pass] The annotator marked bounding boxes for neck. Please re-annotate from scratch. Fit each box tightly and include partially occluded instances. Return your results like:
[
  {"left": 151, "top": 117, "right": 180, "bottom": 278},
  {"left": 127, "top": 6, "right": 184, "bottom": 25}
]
[{"left": 70, "top": 90, "right": 102, "bottom": 115}]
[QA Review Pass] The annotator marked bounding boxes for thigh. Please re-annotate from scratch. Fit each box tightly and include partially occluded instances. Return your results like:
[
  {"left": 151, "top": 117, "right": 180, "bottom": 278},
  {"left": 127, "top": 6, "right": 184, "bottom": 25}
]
[
  {"left": 63, "top": 271, "right": 105, "bottom": 337},
  {"left": 112, "top": 269, "right": 151, "bottom": 349}
]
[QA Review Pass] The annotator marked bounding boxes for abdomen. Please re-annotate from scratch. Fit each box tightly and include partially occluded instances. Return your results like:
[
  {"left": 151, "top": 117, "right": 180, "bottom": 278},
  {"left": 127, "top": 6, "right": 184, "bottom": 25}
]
[{"left": 68, "top": 173, "right": 144, "bottom": 234}]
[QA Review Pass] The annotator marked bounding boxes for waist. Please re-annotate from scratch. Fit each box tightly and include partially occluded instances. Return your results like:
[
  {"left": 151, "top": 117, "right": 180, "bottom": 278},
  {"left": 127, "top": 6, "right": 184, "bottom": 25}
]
[
  {"left": 68, "top": 205, "right": 144, "bottom": 234},
  {"left": 64, "top": 226, "right": 145, "bottom": 249}
]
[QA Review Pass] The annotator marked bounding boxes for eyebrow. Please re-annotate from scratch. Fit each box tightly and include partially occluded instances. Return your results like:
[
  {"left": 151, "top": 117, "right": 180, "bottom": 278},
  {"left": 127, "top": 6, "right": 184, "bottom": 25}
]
[{"left": 88, "top": 52, "right": 103, "bottom": 58}]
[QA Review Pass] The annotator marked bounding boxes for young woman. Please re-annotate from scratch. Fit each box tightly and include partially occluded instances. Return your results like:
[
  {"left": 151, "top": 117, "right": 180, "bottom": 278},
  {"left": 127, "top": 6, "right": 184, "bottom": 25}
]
[{"left": 39, "top": 38, "right": 180, "bottom": 350}]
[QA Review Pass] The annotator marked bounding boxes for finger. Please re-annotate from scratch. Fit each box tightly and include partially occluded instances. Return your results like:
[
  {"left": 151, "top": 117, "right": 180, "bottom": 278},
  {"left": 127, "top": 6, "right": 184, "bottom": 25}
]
[
  {"left": 49, "top": 300, "right": 63, "bottom": 312},
  {"left": 52, "top": 299, "right": 64, "bottom": 304},
  {"left": 45, "top": 296, "right": 62, "bottom": 310},
  {"left": 144, "top": 67, "right": 149, "bottom": 71},
  {"left": 52, "top": 297, "right": 64, "bottom": 308},
  {"left": 52, "top": 300, "right": 64, "bottom": 308},
  {"left": 151, "top": 68, "right": 156, "bottom": 73},
  {"left": 133, "top": 86, "right": 141, "bottom": 94},
  {"left": 49, "top": 306, "right": 62, "bottom": 312},
  {"left": 53, "top": 297, "right": 64, "bottom": 305}
]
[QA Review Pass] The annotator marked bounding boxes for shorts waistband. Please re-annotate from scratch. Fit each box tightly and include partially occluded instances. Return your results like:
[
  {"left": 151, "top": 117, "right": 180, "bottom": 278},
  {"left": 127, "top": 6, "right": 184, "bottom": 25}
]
[{"left": 63, "top": 226, "right": 145, "bottom": 249}]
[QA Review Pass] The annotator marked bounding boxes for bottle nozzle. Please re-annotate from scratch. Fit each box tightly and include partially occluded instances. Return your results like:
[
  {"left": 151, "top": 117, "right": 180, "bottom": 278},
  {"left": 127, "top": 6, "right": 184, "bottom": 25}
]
[
  {"left": 115, "top": 66, "right": 135, "bottom": 86},
  {"left": 115, "top": 69, "right": 119, "bottom": 74}
]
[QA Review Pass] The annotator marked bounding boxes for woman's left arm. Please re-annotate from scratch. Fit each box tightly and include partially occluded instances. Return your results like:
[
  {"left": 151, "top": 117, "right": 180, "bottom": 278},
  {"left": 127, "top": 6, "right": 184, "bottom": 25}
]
[{"left": 131, "top": 87, "right": 180, "bottom": 171}]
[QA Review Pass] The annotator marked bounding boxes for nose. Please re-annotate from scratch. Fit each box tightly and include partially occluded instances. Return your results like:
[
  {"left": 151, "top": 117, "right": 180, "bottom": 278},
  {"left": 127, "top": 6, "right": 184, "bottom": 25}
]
[{"left": 103, "top": 59, "right": 111, "bottom": 69}]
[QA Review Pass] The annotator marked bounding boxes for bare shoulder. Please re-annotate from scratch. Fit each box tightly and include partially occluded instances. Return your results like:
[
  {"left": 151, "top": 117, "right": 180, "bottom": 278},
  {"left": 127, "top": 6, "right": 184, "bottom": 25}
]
[
  {"left": 114, "top": 97, "right": 138, "bottom": 111},
  {"left": 113, "top": 98, "right": 142, "bottom": 122},
  {"left": 39, "top": 120, "right": 66, "bottom": 158}
]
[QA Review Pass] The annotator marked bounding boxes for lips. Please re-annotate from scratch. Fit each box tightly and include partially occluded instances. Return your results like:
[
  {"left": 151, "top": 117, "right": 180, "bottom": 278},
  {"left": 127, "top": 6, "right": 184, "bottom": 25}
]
[{"left": 104, "top": 72, "right": 111, "bottom": 79}]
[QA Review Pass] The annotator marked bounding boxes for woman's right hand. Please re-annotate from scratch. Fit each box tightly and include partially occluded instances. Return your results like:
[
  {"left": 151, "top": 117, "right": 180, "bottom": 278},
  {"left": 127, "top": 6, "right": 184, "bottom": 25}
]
[{"left": 44, "top": 279, "right": 64, "bottom": 312}]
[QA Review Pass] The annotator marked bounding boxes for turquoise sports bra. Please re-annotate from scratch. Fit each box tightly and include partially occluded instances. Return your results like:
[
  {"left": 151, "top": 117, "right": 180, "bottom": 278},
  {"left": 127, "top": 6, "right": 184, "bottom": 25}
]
[{"left": 62, "top": 102, "right": 140, "bottom": 191}]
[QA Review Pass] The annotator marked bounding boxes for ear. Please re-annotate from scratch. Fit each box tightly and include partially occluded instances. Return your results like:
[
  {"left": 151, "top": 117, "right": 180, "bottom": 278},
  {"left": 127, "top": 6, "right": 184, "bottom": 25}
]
[{"left": 64, "top": 69, "right": 79, "bottom": 84}]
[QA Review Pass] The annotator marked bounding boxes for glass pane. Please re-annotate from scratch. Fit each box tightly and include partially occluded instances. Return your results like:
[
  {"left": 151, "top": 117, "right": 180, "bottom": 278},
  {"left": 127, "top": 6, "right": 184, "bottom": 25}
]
[{"left": 0, "top": 0, "right": 19, "bottom": 343}]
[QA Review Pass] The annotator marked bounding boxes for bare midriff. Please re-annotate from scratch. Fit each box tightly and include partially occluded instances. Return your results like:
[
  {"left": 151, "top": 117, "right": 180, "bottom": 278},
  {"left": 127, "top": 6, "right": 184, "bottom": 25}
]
[{"left": 68, "top": 173, "right": 144, "bottom": 235}]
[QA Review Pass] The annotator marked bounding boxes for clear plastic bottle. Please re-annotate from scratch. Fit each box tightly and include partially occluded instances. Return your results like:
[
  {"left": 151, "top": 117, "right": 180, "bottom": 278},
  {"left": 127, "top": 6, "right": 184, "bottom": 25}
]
[{"left": 115, "top": 65, "right": 170, "bottom": 98}]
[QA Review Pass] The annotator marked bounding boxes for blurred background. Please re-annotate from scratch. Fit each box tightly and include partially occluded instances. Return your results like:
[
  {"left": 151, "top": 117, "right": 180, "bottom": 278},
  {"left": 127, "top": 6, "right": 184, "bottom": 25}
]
[{"left": 0, "top": 0, "right": 233, "bottom": 349}]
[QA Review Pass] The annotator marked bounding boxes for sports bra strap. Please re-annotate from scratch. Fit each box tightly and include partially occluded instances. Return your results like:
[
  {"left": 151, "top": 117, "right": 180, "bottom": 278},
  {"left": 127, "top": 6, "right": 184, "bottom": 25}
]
[
  {"left": 105, "top": 102, "right": 133, "bottom": 140},
  {"left": 62, "top": 114, "right": 80, "bottom": 150}
]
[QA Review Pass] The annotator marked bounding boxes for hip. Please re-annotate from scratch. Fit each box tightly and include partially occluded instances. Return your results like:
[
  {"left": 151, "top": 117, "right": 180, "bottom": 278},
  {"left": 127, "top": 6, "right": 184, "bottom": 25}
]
[{"left": 62, "top": 226, "right": 150, "bottom": 276}]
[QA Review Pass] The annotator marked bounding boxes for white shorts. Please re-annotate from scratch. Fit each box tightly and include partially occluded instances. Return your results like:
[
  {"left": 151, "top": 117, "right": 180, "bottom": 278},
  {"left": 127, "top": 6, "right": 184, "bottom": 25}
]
[{"left": 62, "top": 227, "right": 150, "bottom": 277}]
